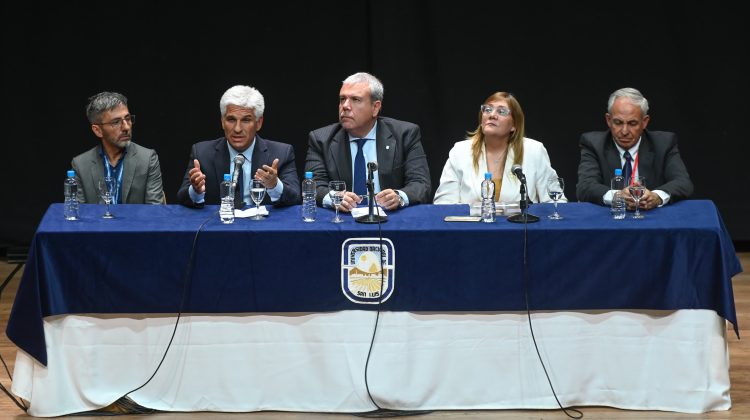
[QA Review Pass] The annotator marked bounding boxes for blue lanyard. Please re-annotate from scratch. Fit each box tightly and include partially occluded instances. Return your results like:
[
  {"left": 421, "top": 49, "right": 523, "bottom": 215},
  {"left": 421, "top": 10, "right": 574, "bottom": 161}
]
[{"left": 100, "top": 150, "right": 125, "bottom": 204}]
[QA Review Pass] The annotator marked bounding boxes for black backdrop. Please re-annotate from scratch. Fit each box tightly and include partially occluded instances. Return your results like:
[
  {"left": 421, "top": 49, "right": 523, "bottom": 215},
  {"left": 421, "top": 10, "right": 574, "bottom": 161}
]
[{"left": 2, "top": 2, "right": 749, "bottom": 249}]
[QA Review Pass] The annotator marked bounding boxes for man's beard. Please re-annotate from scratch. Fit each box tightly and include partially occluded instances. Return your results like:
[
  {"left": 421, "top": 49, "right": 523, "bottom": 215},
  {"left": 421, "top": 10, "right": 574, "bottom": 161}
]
[{"left": 107, "top": 136, "right": 131, "bottom": 149}]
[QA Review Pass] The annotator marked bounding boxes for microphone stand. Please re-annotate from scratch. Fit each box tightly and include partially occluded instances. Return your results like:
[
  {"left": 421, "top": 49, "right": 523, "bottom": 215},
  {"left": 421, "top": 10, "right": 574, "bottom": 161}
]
[
  {"left": 355, "top": 168, "right": 387, "bottom": 224},
  {"left": 508, "top": 180, "right": 540, "bottom": 223}
]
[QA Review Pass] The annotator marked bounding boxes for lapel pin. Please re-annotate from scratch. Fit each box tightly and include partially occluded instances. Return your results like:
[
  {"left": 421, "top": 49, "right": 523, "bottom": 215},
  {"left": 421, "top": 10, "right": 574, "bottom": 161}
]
[{"left": 386, "top": 145, "right": 390, "bottom": 150}]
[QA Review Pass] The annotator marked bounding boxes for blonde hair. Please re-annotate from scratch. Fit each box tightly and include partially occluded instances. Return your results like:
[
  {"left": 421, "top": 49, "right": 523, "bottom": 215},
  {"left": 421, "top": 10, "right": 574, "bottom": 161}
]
[{"left": 468, "top": 92, "right": 525, "bottom": 172}]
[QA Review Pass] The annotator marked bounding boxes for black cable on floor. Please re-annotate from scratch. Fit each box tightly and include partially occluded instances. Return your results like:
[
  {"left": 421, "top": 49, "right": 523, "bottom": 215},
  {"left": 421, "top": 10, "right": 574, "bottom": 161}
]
[
  {"left": 519, "top": 216, "right": 583, "bottom": 419},
  {"left": 120, "top": 212, "right": 215, "bottom": 399},
  {"left": 355, "top": 209, "right": 432, "bottom": 418}
]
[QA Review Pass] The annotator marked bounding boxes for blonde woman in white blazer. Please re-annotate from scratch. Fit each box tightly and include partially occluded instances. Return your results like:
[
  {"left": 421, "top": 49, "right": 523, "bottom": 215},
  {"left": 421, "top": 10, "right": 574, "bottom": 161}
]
[{"left": 434, "top": 92, "right": 565, "bottom": 204}]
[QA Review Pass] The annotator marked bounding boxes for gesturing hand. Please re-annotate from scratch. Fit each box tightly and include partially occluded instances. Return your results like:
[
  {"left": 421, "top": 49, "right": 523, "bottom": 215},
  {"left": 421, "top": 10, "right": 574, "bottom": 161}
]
[
  {"left": 189, "top": 159, "right": 206, "bottom": 194},
  {"left": 255, "top": 158, "right": 280, "bottom": 189}
]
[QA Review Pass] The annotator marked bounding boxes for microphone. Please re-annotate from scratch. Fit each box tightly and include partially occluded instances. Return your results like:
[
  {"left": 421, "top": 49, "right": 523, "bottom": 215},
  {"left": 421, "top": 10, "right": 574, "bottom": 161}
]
[
  {"left": 356, "top": 161, "right": 387, "bottom": 224},
  {"left": 511, "top": 164, "right": 526, "bottom": 183},
  {"left": 507, "top": 164, "right": 540, "bottom": 224},
  {"left": 231, "top": 154, "right": 245, "bottom": 188}
]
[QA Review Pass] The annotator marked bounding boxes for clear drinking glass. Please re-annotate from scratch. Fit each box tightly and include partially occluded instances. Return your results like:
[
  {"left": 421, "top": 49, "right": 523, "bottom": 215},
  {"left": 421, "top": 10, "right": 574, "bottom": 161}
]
[
  {"left": 629, "top": 176, "right": 646, "bottom": 219},
  {"left": 547, "top": 176, "right": 564, "bottom": 220},
  {"left": 97, "top": 176, "right": 116, "bottom": 219},
  {"left": 250, "top": 179, "right": 266, "bottom": 220},
  {"left": 328, "top": 180, "right": 346, "bottom": 223}
]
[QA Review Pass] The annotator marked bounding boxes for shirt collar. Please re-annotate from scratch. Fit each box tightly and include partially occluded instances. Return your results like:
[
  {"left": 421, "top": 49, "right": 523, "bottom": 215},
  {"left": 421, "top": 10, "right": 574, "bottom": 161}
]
[
  {"left": 97, "top": 144, "right": 127, "bottom": 168},
  {"left": 348, "top": 121, "right": 378, "bottom": 142},
  {"left": 227, "top": 136, "right": 256, "bottom": 162},
  {"left": 613, "top": 136, "right": 641, "bottom": 157}
]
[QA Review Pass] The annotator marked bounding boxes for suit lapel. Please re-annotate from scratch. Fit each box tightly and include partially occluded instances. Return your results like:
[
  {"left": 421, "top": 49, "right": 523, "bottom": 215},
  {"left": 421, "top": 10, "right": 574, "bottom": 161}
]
[
  {"left": 214, "top": 139, "right": 230, "bottom": 187},
  {"left": 330, "top": 129, "right": 353, "bottom": 187},
  {"left": 501, "top": 143, "right": 519, "bottom": 198},
  {"left": 375, "top": 121, "right": 396, "bottom": 186},
  {"left": 120, "top": 143, "right": 136, "bottom": 203},
  {"left": 250, "top": 136, "right": 268, "bottom": 176},
  {"left": 637, "top": 133, "right": 655, "bottom": 185},
  {"left": 89, "top": 151, "right": 103, "bottom": 202},
  {"left": 604, "top": 136, "right": 622, "bottom": 175}
]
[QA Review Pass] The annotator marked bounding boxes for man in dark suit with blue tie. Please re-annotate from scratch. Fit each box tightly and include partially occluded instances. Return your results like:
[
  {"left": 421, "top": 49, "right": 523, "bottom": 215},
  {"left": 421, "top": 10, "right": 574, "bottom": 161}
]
[
  {"left": 305, "top": 72, "right": 431, "bottom": 211},
  {"left": 576, "top": 87, "right": 693, "bottom": 210},
  {"left": 177, "top": 85, "right": 300, "bottom": 208}
]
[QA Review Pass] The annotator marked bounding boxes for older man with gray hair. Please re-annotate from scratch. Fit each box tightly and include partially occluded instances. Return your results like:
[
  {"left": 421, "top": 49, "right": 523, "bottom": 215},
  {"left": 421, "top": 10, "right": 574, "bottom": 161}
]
[
  {"left": 576, "top": 87, "right": 693, "bottom": 210},
  {"left": 177, "top": 85, "right": 300, "bottom": 208}
]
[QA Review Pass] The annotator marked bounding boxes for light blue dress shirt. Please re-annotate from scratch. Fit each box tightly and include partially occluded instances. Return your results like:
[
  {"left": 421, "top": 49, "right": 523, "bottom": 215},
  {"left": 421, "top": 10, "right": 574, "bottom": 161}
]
[
  {"left": 322, "top": 122, "right": 409, "bottom": 208},
  {"left": 189, "top": 137, "right": 283, "bottom": 204}
]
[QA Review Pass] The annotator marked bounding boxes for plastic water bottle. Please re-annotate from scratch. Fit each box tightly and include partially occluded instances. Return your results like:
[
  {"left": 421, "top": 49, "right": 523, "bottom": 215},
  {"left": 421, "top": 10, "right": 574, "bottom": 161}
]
[
  {"left": 64, "top": 170, "right": 79, "bottom": 221},
  {"left": 302, "top": 171, "right": 316, "bottom": 222},
  {"left": 220, "top": 173, "right": 235, "bottom": 224},
  {"left": 611, "top": 168, "right": 626, "bottom": 220},
  {"left": 480, "top": 172, "right": 496, "bottom": 223}
]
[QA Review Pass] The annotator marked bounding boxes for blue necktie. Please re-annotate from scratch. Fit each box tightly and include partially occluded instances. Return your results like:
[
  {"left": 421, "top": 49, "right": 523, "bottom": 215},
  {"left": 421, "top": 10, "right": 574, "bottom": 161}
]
[
  {"left": 353, "top": 139, "right": 367, "bottom": 197},
  {"left": 622, "top": 151, "right": 632, "bottom": 186},
  {"left": 234, "top": 154, "right": 245, "bottom": 209}
]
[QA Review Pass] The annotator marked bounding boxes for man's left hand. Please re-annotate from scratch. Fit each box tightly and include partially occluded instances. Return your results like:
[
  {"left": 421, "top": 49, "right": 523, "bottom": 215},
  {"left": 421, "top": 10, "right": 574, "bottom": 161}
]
[
  {"left": 375, "top": 189, "right": 402, "bottom": 211},
  {"left": 638, "top": 190, "right": 663, "bottom": 210},
  {"left": 255, "top": 158, "right": 280, "bottom": 189}
]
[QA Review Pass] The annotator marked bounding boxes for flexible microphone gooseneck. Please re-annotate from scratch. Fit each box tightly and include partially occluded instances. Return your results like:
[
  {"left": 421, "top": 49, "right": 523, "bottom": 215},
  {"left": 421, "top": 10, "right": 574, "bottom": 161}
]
[
  {"left": 507, "top": 164, "right": 540, "bottom": 224},
  {"left": 355, "top": 161, "right": 387, "bottom": 224},
  {"left": 231, "top": 154, "right": 245, "bottom": 191}
]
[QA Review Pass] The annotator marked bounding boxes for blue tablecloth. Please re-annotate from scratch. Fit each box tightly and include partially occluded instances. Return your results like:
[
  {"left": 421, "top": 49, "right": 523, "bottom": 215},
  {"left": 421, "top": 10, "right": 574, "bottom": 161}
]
[{"left": 7, "top": 200, "right": 742, "bottom": 366}]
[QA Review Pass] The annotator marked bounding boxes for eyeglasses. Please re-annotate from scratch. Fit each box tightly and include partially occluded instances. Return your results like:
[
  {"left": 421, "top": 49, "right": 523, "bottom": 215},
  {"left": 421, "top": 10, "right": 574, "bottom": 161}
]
[
  {"left": 480, "top": 105, "right": 510, "bottom": 116},
  {"left": 94, "top": 114, "right": 135, "bottom": 129}
]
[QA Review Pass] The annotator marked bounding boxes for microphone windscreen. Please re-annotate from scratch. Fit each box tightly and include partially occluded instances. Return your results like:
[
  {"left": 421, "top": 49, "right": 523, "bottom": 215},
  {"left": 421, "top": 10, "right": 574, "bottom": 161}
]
[{"left": 367, "top": 161, "right": 378, "bottom": 171}]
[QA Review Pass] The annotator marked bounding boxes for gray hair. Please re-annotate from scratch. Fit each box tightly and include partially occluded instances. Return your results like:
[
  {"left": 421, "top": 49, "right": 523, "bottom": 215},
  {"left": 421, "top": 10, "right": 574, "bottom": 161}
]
[
  {"left": 608, "top": 87, "right": 649, "bottom": 115},
  {"left": 86, "top": 92, "right": 128, "bottom": 123},
  {"left": 220, "top": 85, "right": 265, "bottom": 118},
  {"left": 343, "top": 72, "right": 384, "bottom": 102}
]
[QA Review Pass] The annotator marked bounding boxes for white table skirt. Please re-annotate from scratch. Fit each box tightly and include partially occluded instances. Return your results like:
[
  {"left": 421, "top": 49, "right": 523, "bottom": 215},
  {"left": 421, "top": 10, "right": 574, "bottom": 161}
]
[{"left": 12, "top": 309, "right": 730, "bottom": 417}]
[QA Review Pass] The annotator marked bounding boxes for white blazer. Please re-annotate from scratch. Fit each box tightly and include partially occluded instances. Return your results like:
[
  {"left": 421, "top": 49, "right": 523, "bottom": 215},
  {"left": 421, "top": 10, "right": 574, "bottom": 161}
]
[{"left": 433, "top": 137, "right": 566, "bottom": 204}]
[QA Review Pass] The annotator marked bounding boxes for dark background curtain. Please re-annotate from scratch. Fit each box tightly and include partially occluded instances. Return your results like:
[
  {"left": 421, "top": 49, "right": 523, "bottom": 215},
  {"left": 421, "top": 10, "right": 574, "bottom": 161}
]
[{"left": 2, "top": 1, "right": 748, "bottom": 249}]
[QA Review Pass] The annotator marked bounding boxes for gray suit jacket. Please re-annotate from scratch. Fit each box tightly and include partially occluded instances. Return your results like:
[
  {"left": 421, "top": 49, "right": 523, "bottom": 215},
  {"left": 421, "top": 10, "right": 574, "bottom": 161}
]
[
  {"left": 304, "top": 116, "right": 431, "bottom": 205},
  {"left": 576, "top": 130, "right": 693, "bottom": 204},
  {"left": 71, "top": 142, "right": 165, "bottom": 204}
]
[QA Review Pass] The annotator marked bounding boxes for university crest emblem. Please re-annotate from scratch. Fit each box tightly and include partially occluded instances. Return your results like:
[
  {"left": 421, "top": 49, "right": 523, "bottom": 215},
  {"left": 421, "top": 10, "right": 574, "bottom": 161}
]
[{"left": 341, "top": 238, "right": 395, "bottom": 304}]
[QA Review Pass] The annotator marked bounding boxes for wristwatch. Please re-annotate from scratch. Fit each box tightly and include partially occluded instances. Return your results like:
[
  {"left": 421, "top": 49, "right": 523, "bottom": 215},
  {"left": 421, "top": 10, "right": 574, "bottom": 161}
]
[{"left": 398, "top": 195, "right": 406, "bottom": 208}]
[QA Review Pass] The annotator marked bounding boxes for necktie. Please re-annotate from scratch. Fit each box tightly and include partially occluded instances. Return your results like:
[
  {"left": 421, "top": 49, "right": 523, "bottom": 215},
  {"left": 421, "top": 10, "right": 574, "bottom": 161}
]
[
  {"left": 234, "top": 154, "right": 245, "bottom": 209},
  {"left": 353, "top": 138, "right": 367, "bottom": 197},
  {"left": 622, "top": 151, "right": 632, "bottom": 186}
]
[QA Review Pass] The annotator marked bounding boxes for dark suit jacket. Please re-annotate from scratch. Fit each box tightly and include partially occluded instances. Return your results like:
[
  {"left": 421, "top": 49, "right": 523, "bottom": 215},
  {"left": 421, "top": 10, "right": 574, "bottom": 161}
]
[
  {"left": 304, "top": 116, "right": 431, "bottom": 205},
  {"left": 71, "top": 142, "right": 165, "bottom": 204},
  {"left": 576, "top": 130, "right": 693, "bottom": 205},
  {"left": 176, "top": 136, "right": 300, "bottom": 207}
]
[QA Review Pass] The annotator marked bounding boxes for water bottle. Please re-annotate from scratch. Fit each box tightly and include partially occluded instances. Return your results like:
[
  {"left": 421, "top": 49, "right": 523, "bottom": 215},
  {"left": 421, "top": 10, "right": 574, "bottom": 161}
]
[
  {"left": 302, "top": 171, "right": 316, "bottom": 222},
  {"left": 611, "top": 168, "right": 626, "bottom": 220},
  {"left": 480, "top": 172, "right": 496, "bottom": 223},
  {"left": 64, "top": 170, "right": 79, "bottom": 221},
  {"left": 220, "top": 173, "right": 235, "bottom": 224}
]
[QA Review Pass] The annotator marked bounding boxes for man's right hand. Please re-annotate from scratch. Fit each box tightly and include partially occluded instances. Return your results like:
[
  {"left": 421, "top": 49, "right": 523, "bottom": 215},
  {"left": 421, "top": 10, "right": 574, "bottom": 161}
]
[
  {"left": 189, "top": 159, "right": 206, "bottom": 194},
  {"left": 336, "top": 191, "right": 362, "bottom": 213}
]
